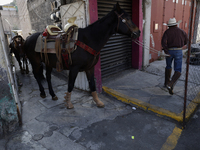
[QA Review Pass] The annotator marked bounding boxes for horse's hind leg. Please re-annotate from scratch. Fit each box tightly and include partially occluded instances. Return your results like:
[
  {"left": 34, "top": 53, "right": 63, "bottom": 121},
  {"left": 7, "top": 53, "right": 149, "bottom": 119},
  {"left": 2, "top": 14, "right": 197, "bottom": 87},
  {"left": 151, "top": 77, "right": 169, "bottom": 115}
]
[
  {"left": 32, "top": 64, "right": 46, "bottom": 98},
  {"left": 22, "top": 57, "right": 25, "bottom": 71},
  {"left": 85, "top": 68, "right": 104, "bottom": 108},
  {"left": 39, "top": 63, "right": 45, "bottom": 79},
  {"left": 46, "top": 66, "right": 58, "bottom": 100}
]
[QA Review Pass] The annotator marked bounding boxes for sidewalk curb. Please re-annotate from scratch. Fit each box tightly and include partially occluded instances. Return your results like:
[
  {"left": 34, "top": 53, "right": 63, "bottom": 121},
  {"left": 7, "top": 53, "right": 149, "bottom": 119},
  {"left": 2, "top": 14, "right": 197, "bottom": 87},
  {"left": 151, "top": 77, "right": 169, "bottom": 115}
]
[{"left": 103, "top": 86, "right": 200, "bottom": 122}]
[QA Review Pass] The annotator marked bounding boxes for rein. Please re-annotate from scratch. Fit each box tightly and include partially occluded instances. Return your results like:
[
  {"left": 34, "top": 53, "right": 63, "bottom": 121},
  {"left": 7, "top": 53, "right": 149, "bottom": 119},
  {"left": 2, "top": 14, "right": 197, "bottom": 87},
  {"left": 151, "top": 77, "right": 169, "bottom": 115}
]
[{"left": 133, "top": 40, "right": 170, "bottom": 57}]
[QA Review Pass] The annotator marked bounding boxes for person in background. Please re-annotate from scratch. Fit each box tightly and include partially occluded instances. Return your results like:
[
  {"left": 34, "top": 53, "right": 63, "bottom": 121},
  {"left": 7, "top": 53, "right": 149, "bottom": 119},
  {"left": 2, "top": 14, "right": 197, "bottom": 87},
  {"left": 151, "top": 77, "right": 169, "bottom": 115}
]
[{"left": 161, "top": 18, "right": 188, "bottom": 95}]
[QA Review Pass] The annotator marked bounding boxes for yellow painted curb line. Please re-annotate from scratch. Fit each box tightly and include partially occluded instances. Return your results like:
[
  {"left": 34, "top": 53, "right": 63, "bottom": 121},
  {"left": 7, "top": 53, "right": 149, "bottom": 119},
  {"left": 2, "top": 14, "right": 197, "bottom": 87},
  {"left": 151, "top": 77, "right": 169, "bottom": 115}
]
[
  {"left": 161, "top": 126, "right": 182, "bottom": 150},
  {"left": 103, "top": 86, "right": 200, "bottom": 122},
  {"left": 179, "top": 91, "right": 200, "bottom": 121}
]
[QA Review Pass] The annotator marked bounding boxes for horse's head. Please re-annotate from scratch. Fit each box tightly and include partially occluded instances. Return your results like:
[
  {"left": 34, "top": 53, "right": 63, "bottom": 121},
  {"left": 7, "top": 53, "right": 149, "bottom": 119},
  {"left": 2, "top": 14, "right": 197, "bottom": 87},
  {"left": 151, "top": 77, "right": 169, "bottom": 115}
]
[
  {"left": 113, "top": 2, "right": 140, "bottom": 39},
  {"left": 11, "top": 35, "right": 25, "bottom": 57}
]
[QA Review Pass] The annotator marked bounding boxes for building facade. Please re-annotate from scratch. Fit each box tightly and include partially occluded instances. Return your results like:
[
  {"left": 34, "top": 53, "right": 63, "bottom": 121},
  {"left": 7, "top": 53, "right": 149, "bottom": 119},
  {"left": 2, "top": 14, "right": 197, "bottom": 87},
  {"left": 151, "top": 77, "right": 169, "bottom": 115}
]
[
  {"left": 15, "top": 0, "right": 197, "bottom": 92},
  {"left": 0, "top": 5, "right": 21, "bottom": 33},
  {"left": 149, "top": 0, "right": 193, "bottom": 63},
  {"left": 15, "top": 0, "right": 32, "bottom": 38}
]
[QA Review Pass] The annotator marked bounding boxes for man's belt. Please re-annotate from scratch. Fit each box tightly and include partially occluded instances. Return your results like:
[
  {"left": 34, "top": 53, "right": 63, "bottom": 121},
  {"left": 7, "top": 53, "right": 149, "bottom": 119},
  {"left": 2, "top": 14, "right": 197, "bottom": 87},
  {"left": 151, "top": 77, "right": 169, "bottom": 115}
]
[{"left": 168, "top": 48, "right": 182, "bottom": 50}]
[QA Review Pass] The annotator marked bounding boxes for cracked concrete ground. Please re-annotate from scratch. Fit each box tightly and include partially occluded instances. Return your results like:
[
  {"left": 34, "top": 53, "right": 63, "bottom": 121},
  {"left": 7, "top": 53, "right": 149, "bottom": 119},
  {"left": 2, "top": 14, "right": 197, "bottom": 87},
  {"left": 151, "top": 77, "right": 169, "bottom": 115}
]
[
  {"left": 1, "top": 64, "right": 138, "bottom": 149},
  {"left": 1, "top": 56, "right": 200, "bottom": 149},
  {"left": 103, "top": 57, "right": 200, "bottom": 117}
]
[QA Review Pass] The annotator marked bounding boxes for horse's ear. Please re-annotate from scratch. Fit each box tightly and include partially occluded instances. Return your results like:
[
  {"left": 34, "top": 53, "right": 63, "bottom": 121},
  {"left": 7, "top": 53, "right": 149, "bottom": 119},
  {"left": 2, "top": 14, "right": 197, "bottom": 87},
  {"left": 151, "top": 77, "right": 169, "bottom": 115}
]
[{"left": 113, "top": 2, "right": 121, "bottom": 12}]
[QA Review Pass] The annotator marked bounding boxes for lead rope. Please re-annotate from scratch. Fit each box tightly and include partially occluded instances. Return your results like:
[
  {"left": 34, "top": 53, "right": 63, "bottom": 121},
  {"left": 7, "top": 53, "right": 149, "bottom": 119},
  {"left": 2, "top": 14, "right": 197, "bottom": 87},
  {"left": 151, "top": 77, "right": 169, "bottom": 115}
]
[
  {"left": 114, "top": 11, "right": 165, "bottom": 56},
  {"left": 133, "top": 40, "right": 170, "bottom": 57}
]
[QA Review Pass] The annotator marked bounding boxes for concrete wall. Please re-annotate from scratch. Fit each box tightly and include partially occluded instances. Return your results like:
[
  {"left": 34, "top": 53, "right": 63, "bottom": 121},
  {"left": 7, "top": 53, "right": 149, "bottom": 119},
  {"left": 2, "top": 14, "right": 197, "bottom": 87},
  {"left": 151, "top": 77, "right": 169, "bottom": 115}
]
[
  {"left": 16, "top": 0, "right": 32, "bottom": 38},
  {"left": 0, "top": 13, "right": 19, "bottom": 138},
  {"left": 26, "top": 0, "right": 82, "bottom": 32},
  {"left": 0, "top": 5, "right": 21, "bottom": 32}
]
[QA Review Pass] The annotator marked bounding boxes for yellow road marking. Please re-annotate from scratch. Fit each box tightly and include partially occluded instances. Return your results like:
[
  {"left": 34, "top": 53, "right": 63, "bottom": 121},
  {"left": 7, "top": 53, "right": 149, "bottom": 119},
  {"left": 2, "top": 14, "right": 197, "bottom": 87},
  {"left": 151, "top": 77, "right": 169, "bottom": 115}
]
[
  {"left": 160, "top": 126, "right": 182, "bottom": 150},
  {"left": 102, "top": 86, "right": 182, "bottom": 121},
  {"left": 102, "top": 86, "right": 200, "bottom": 122}
]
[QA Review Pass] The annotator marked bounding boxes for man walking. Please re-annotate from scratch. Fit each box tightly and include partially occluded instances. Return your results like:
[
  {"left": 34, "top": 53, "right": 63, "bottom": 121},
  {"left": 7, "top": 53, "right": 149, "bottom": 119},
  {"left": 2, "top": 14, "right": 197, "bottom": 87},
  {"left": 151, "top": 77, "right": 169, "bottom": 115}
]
[{"left": 161, "top": 18, "right": 188, "bottom": 95}]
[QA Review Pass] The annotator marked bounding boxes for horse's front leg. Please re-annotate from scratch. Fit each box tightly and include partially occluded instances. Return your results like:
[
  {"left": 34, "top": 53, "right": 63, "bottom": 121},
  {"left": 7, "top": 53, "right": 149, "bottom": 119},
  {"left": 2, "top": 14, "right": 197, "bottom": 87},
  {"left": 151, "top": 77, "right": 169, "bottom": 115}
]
[
  {"left": 64, "top": 67, "right": 79, "bottom": 109},
  {"left": 46, "top": 66, "right": 58, "bottom": 100},
  {"left": 85, "top": 68, "right": 104, "bottom": 108},
  {"left": 25, "top": 57, "right": 29, "bottom": 74},
  {"left": 15, "top": 54, "right": 24, "bottom": 74},
  {"left": 22, "top": 57, "right": 25, "bottom": 71}
]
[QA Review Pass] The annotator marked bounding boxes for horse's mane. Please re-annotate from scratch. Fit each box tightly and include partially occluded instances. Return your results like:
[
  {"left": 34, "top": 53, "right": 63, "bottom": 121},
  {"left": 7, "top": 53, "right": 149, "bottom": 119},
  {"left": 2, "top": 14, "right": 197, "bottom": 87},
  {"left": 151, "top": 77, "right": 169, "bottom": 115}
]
[{"left": 85, "top": 9, "right": 116, "bottom": 29}]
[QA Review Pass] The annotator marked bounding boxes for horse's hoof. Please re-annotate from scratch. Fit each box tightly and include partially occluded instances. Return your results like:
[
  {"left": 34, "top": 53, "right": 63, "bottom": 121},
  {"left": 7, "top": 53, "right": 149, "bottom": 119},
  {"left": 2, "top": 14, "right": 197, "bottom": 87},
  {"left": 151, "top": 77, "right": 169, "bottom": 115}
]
[
  {"left": 67, "top": 105, "right": 74, "bottom": 109},
  {"left": 40, "top": 94, "right": 46, "bottom": 98},
  {"left": 96, "top": 101, "right": 105, "bottom": 108},
  {"left": 26, "top": 70, "right": 29, "bottom": 74},
  {"left": 97, "top": 104, "right": 105, "bottom": 108},
  {"left": 52, "top": 96, "right": 58, "bottom": 101},
  {"left": 65, "top": 103, "right": 74, "bottom": 109}
]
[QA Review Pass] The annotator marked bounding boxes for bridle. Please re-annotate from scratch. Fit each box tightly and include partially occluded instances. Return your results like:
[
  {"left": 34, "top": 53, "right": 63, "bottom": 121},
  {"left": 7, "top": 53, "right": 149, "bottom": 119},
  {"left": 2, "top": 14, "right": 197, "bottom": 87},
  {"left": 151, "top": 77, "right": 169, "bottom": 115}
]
[{"left": 114, "top": 11, "right": 138, "bottom": 36}]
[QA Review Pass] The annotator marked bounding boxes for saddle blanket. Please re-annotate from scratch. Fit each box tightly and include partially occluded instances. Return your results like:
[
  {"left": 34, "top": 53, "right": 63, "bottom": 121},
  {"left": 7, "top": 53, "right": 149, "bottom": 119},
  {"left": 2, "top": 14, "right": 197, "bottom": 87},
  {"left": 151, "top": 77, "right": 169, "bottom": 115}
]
[{"left": 35, "top": 35, "right": 56, "bottom": 53}]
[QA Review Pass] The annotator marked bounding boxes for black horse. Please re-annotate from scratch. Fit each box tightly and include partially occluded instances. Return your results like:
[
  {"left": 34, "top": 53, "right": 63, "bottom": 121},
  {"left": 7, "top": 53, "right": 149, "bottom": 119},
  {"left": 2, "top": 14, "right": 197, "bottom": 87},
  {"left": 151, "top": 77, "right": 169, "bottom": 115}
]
[
  {"left": 24, "top": 3, "right": 140, "bottom": 109},
  {"left": 9, "top": 35, "right": 29, "bottom": 74}
]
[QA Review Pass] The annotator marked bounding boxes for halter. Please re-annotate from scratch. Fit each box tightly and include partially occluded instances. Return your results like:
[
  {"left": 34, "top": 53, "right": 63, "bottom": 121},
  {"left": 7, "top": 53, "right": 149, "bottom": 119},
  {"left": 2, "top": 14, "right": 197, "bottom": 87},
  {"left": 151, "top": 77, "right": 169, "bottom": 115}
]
[{"left": 114, "top": 11, "right": 137, "bottom": 35}]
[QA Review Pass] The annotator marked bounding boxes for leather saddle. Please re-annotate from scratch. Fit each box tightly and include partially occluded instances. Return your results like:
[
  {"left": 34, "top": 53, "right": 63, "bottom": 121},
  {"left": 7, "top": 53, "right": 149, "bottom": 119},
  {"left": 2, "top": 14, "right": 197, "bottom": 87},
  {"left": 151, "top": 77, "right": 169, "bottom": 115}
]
[
  {"left": 41, "top": 25, "right": 78, "bottom": 72},
  {"left": 43, "top": 25, "right": 62, "bottom": 40}
]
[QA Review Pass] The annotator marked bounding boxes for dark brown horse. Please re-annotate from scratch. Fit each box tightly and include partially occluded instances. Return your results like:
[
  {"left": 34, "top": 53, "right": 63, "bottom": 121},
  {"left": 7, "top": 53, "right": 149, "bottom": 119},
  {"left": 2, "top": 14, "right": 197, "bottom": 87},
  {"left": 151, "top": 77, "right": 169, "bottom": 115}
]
[
  {"left": 24, "top": 3, "right": 140, "bottom": 109},
  {"left": 9, "top": 35, "right": 29, "bottom": 74}
]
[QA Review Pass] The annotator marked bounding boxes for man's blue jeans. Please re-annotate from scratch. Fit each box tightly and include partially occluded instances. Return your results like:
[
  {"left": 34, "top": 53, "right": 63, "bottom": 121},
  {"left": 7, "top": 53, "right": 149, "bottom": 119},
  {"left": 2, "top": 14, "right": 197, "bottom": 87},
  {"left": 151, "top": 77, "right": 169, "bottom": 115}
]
[{"left": 166, "top": 50, "right": 183, "bottom": 72}]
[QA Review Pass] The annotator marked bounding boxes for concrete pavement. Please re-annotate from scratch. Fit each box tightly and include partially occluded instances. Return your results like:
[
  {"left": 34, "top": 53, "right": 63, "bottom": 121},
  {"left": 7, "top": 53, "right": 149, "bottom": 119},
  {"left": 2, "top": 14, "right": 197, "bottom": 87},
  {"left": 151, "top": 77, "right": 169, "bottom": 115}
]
[
  {"left": 1, "top": 55, "right": 200, "bottom": 149},
  {"left": 103, "top": 56, "right": 200, "bottom": 123}
]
